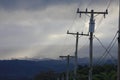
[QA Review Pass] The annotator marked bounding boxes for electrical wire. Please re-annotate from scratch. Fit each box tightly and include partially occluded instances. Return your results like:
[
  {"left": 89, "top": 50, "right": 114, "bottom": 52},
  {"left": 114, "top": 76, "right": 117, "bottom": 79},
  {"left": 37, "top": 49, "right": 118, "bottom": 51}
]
[
  {"left": 95, "top": 32, "right": 117, "bottom": 65},
  {"left": 86, "top": 0, "right": 92, "bottom": 9},
  {"left": 95, "top": 16, "right": 104, "bottom": 32},
  {"left": 92, "top": 0, "right": 117, "bottom": 65},
  {"left": 106, "top": 0, "right": 112, "bottom": 9},
  {"left": 58, "top": 2, "right": 83, "bottom": 56},
  {"left": 96, "top": 37, "right": 117, "bottom": 65},
  {"left": 94, "top": 0, "right": 112, "bottom": 32},
  {"left": 94, "top": 35, "right": 116, "bottom": 60},
  {"left": 94, "top": 31, "right": 118, "bottom": 65},
  {"left": 94, "top": 35, "right": 117, "bottom": 65},
  {"left": 67, "top": 13, "right": 78, "bottom": 31}
]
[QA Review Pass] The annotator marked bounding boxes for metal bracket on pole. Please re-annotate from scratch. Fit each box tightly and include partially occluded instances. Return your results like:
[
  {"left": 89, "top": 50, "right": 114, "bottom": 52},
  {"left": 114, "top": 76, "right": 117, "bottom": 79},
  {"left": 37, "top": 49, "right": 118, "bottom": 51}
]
[{"left": 67, "top": 30, "right": 89, "bottom": 36}]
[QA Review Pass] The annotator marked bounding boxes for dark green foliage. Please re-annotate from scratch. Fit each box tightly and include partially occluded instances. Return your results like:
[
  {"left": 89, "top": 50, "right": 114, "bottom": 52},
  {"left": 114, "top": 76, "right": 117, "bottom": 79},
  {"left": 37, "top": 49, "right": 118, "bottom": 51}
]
[
  {"left": 77, "top": 64, "right": 117, "bottom": 80},
  {"left": 34, "top": 71, "right": 58, "bottom": 80},
  {"left": 93, "top": 70, "right": 117, "bottom": 80},
  {"left": 34, "top": 64, "right": 117, "bottom": 80}
]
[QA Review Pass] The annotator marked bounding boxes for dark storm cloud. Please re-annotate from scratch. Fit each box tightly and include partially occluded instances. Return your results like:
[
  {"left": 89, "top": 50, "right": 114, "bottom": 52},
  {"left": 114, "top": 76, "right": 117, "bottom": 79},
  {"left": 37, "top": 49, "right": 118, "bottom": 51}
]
[
  {"left": 0, "top": 0, "right": 112, "bottom": 10},
  {"left": 0, "top": 0, "right": 78, "bottom": 10}
]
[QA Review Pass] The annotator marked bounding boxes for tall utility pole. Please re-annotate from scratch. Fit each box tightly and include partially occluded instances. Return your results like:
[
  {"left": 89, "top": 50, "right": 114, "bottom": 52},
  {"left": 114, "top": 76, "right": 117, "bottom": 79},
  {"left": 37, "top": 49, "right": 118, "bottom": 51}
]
[
  {"left": 67, "top": 31, "right": 88, "bottom": 80},
  {"left": 77, "top": 9, "right": 108, "bottom": 80},
  {"left": 60, "top": 55, "right": 74, "bottom": 80},
  {"left": 118, "top": 0, "right": 120, "bottom": 79}
]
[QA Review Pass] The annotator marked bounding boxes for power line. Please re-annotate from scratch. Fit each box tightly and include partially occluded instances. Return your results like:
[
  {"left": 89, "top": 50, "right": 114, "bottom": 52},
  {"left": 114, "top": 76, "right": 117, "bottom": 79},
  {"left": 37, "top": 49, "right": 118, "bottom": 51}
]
[
  {"left": 94, "top": 0, "right": 112, "bottom": 32},
  {"left": 106, "top": 0, "right": 112, "bottom": 9},
  {"left": 94, "top": 35, "right": 117, "bottom": 65},
  {"left": 67, "top": 13, "right": 78, "bottom": 31},
  {"left": 94, "top": 31, "right": 118, "bottom": 65},
  {"left": 93, "top": 0, "right": 117, "bottom": 65},
  {"left": 94, "top": 35, "right": 117, "bottom": 60},
  {"left": 96, "top": 36, "right": 117, "bottom": 65},
  {"left": 86, "top": 0, "right": 93, "bottom": 9}
]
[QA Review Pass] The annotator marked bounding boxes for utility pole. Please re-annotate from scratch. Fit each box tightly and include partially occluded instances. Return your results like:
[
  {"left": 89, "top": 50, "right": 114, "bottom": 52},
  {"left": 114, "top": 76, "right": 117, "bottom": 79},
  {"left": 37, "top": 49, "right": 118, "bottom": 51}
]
[
  {"left": 118, "top": 0, "right": 120, "bottom": 79},
  {"left": 77, "top": 8, "right": 108, "bottom": 80},
  {"left": 67, "top": 31, "right": 89, "bottom": 80},
  {"left": 59, "top": 55, "right": 74, "bottom": 80}
]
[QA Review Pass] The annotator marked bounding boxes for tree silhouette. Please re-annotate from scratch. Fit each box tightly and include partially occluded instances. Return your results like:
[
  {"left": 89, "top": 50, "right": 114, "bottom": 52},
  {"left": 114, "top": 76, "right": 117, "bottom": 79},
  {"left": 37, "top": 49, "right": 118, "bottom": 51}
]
[{"left": 34, "top": 71, "right": 58, "bottom": 80}]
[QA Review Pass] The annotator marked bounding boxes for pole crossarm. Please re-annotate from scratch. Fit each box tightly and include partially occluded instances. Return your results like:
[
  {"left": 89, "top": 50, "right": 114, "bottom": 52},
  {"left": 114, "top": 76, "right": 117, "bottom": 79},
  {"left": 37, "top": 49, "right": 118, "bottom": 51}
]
[
  {"left": 77, "top": 8, "right": 108, "bottom": 18},
  {"left": 67, "top": 30, "right": 89, "bottom": 36}
]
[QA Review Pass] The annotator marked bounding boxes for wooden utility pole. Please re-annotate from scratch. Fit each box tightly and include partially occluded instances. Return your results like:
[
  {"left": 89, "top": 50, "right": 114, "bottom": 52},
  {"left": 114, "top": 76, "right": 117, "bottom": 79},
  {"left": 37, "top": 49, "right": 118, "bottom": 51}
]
[
  {"left": 67, "top": 31, "right": 88, "bottom": 80},
  {"left": 77, "top": 8, "right": 108, "bottom": 80},
  {"left": 118, "top": 0, "right": 120, "bottom": 79},
  {"left": 59, "top": 55, "right": 74, "bottom": 80}
]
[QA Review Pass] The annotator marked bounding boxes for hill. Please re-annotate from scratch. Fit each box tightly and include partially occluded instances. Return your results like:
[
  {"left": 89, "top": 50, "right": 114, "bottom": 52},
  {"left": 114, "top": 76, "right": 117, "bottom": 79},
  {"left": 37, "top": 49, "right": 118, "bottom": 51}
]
[{"left": 0, "top": 58, "right": 116, "bottom": 80}]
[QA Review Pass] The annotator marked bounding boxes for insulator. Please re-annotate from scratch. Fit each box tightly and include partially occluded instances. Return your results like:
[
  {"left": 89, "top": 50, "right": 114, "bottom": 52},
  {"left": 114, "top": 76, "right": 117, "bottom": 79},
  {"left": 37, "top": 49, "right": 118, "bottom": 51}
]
[
  {"left": 86, "top": 8, "right": 88, "bottom": 12},
  {"left": 67, "top": 30, "right": 69, "bottom": 34},
  {"left": 106, "top": 9, "right": 108, "bottom": 14},
  {"left": 77, "top": 8, "right": 79, "bottom": 13}
]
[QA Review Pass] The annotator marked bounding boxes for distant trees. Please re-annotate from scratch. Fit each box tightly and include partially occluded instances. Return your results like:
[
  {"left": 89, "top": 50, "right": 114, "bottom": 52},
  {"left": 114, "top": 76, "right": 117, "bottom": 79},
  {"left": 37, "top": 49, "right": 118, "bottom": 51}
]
[
  {"left": 34, "top": 71, "right": 59, "bottom": 80},
  {"left": 77, "top": 64, "right": 117, "bottom": 80},
  {"left": 34, "top": 64, "right": 117, "bottom": 80},
  {"left": 93, "top": 65, "right": 117, "bottom": 80},
  {"left": 93, "top": 71, "right": 116, "bottom": 80}
]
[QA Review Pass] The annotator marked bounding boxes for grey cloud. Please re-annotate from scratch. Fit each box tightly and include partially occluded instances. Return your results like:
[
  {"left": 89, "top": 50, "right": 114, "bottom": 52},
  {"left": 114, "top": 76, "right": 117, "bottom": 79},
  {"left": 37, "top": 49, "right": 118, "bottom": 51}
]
[
  {"left": 0, "top": 0, "right": 118, "bottom": 59},
  {"left": 33, "top": 45, "right": 75, "bottom": 59},
  {"left": 0, "top": 0, "right": 115, "bottom": 11},
  {"left": 31, "top": 44, "right": 117, "bottom": 59},
  {"left": 0, "top": 0, "right": 79, "bottom": 10}
]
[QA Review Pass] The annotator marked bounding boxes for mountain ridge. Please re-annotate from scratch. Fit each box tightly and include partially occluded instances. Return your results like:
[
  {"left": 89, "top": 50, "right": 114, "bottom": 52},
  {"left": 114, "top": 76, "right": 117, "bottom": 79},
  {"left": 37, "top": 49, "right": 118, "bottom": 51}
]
[{"left": 0, "top": 58, "right": 116, "bottom": 80}]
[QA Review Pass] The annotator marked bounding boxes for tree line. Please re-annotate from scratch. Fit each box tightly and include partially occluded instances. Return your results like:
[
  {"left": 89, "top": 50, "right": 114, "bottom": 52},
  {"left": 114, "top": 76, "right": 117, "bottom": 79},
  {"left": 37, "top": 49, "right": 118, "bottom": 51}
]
[{"left": 34, "top": 64, "right": 117, "bottom": 80}]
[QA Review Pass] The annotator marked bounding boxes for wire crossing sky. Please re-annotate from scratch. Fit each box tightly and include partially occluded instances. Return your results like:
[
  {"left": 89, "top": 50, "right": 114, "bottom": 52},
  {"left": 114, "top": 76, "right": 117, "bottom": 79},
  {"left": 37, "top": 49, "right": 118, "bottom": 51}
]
[{"left": 0, "top": 0, "right": 118, "bottom": 59}]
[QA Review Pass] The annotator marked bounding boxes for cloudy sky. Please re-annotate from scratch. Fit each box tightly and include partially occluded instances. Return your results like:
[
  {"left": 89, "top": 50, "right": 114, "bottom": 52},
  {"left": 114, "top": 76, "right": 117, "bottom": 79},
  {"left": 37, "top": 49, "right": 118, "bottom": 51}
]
[{"left": 0, "top": 0, "right": 119, "bottom": 59}]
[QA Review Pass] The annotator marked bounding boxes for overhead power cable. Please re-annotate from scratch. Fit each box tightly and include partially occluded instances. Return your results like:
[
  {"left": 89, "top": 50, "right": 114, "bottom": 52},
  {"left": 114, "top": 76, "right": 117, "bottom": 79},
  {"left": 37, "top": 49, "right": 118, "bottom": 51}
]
[
  {"left": 67, "top": 13, "right": 78, "bottom": 31},
  {"left": 94, "top": 35, "right": 117, "bottom": 65},
  {"left": 95, "top": 0, "right": 112, "bottom": 32},
  {"left": 94, "top": 31, "right": 118, "bottom": 65},
  {"left": 106, "top": 0, "right": 112, "bottom": 9},
  {"left": 94, "top": 0, "right": 116, "bottom": 65}
]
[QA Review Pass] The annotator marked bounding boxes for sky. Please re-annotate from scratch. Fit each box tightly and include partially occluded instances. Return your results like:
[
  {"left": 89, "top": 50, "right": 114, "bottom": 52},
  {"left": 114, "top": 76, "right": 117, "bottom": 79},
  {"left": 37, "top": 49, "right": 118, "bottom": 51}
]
[{"left": 0, "top": 0, "right": 119, "bottom": 60}]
